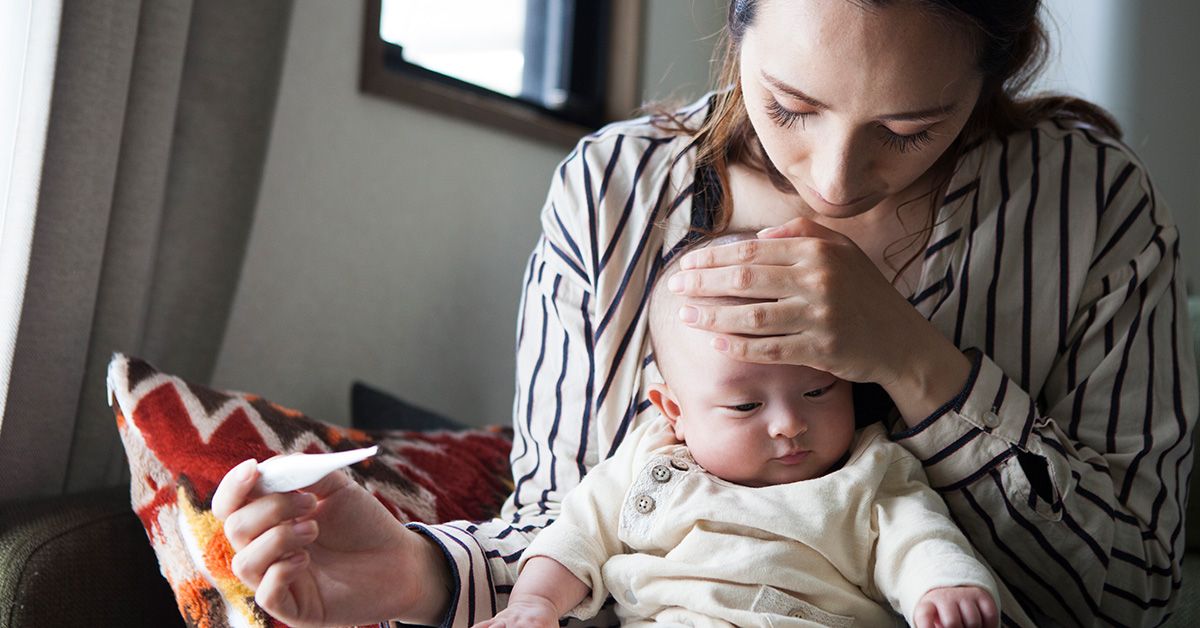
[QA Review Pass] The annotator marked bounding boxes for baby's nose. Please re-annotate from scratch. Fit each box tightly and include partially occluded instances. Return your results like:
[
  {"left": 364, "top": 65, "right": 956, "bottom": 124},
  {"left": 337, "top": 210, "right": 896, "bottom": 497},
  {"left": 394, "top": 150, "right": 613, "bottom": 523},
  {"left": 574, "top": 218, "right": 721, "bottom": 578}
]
[{"left": 770, "top": 411, "right": 808, "bottom": 439}]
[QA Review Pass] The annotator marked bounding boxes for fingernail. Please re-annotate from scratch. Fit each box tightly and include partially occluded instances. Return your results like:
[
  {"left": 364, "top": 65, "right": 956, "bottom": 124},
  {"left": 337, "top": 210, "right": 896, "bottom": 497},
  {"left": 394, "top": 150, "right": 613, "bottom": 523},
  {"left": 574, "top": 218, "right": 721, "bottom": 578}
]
[
  {"left": 236, "top": 458, "right": 257, "bottom": 482},
  {"left": 757, "top": 226, "right": 781, "bottom": 238},
  {"left": 679, "top": 254, "right": 696, "bottom": 270},
  {"left": 299, "top": 493, "right": 318, "bottom": 511},
  {"left": 679, "top": 306, "right": 698, "bottom": 323},
  {"left": 712, "top": 337, "right": 729, "bottom": 352},
  {"left": 667, "top": 275, "right": 683, "bottom": 293},
  {"left": 292, "top": 520, "right": 318, "bottom": 536},
  {"left": 283, "top": 551, "right": 307, "bottom": 565}
]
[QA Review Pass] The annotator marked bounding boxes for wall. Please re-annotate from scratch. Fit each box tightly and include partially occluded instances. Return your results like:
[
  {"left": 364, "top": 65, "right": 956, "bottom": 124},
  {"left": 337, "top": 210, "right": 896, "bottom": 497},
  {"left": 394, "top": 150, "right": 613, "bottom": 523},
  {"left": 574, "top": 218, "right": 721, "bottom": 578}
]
[
  {"left": 1037, "top": 0, "right": 1200, "bottom": 290},
  {"left": 1125, "top": 3, "right": 1200, "bottom": 292},
  {"left": 212, "top": 1, "right": 726, "bottom": 426}
]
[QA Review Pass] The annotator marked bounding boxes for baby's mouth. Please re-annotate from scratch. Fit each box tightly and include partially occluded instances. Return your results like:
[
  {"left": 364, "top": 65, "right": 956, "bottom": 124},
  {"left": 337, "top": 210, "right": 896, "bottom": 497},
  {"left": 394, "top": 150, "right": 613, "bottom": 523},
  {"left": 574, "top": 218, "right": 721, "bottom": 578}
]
[{"left": 774, "top": 450, "right": 810, "bottom": 465}]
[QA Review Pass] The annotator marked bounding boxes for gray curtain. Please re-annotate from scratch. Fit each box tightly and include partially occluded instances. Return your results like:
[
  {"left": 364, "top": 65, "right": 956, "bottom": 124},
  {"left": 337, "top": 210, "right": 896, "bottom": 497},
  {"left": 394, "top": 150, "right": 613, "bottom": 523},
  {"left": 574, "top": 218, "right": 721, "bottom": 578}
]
[{"left": 0, "top": 0, "right": 293, "bottom": 500}]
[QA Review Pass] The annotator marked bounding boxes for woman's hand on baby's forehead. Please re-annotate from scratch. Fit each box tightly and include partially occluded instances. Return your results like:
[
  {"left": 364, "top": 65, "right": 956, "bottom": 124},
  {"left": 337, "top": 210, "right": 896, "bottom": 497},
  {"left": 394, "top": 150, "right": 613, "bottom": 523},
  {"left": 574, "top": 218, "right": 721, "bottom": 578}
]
[
  {"left": 678, "top": 219, "right": 851, "bottom": 271},
  {"left": 666, "top": 216, "right": 966, "bottom": 400}
]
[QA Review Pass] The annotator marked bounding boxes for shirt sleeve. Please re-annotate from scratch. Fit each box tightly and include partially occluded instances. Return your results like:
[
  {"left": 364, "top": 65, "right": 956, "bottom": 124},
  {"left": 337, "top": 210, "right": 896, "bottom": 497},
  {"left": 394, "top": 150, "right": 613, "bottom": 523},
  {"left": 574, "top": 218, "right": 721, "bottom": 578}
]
[
  {"left": 870, "top": 445, "right": 1000, "bottom": 625},
  {"left": 397, "top": 137, "right": 614, "bottom": 628},
  {"left": 891, "top": 144, "right": 1198, "bottom": 626}
]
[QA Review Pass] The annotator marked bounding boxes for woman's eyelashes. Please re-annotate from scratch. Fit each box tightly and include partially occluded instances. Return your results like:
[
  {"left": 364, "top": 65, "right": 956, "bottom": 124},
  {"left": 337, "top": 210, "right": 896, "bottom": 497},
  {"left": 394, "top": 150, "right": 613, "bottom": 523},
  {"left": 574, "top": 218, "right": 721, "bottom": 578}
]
[
  {"left": 727, "top": 402, "right": 763, "bottom": 413},
  {"left": 763, "top": 97, "right": 935, "bottom": 154},
  {"left": 765, "top": 98, "right": 813, "bottom": 130},
  {"left": 881, "top": 128, "right": 934, "bottom": 153}
]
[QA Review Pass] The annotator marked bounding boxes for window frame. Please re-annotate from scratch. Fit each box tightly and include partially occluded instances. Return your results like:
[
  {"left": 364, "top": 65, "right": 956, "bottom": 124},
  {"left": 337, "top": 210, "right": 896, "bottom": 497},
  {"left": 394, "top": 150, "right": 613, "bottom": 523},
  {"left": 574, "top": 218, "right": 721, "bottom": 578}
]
[{"left": 359, "top": 0, "right": 644, "bottom": 147}]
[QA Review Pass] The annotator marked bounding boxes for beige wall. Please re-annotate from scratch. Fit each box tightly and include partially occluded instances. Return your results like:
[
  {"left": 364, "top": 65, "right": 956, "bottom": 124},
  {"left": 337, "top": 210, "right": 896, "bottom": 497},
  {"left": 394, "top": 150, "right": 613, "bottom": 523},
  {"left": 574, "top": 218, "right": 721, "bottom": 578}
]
[{"left": 212, "top": 1, "right": 725, "bottom": 426}]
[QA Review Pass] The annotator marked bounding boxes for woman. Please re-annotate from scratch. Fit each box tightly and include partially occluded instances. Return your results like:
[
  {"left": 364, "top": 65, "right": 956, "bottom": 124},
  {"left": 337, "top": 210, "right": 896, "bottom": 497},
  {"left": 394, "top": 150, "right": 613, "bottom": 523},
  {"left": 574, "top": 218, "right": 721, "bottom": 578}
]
[{"left": 213, "top": 1, "right": 1196, "bottom": 626}]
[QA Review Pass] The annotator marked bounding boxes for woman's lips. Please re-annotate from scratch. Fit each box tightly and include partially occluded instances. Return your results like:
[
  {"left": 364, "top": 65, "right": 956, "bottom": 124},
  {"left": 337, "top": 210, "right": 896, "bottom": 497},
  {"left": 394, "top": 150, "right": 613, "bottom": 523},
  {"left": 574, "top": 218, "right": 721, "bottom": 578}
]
[
  {"left": 807, "top": 186, "right": 869, "bottom": 208},
  {"left": 775, "top": 451, "right": 810, "bottom": 465}
]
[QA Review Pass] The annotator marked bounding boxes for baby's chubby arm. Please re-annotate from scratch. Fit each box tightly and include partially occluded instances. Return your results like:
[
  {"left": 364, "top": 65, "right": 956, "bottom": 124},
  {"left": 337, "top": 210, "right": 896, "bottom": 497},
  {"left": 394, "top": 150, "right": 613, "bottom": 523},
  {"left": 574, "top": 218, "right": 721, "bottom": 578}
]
[
  {"left": 870, "top": 445, "right": 1000, "bottom": 626},
  {"left": 471, "top": 557, "right": 590, "bottom": 628}
]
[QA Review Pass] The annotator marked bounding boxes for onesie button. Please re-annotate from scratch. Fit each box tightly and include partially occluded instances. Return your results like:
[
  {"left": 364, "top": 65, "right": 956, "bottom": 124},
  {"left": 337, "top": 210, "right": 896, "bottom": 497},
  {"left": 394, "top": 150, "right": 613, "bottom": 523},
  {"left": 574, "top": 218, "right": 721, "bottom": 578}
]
[
  {"left": 650, "top": 464, "right": 672, "bottom": 483},
  {"left": 634, "top": 494, "right": 656, "bottom": 514},
  {"left": 982, "top": 411, "right": 1000, "bottom": 428},
  {"left": 669, "top": 458, "right": 689, "bottom": 471}
]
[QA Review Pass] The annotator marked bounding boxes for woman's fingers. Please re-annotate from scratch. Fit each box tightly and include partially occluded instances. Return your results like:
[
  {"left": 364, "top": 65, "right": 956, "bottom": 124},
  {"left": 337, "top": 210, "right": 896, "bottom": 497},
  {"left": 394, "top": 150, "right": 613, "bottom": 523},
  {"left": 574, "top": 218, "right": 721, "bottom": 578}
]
[
  {"left": 231, "top": 519, "right": 320, "bottom": 588},
  {"left": 681, "top": 300, "right": 800, "bottom": 335},
  {"left": 711, "top": 333, "right": 810, "bottom": 365},
  {"left": 213, "top": 458, "right": 260, "bottom": 521},
  {"left": 668, "top": 265, "right": 806, "bottom": 299},
  {"left": 680, "top": 236, "right": 799, "bottom": 270},
  {"left": 255, "top": 550, "right": 308, "bottom": 620},
  {"left": 223, "top": 491, "right": 318, "bottom": 550}
]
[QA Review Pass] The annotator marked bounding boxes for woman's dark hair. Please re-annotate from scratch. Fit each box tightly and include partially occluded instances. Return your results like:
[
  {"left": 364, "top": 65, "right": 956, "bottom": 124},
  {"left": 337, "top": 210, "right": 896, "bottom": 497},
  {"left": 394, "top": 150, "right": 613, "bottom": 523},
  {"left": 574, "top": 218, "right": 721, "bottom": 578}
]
[{"left": 656, "top": 0, "right": 1121, "bottom": 282}]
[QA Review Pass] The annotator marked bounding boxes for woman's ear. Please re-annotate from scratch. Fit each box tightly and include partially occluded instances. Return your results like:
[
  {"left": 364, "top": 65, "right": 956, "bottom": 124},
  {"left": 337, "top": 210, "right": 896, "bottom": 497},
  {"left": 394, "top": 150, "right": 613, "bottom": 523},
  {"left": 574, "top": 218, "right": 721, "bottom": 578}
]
[{"left": 648, "top": 383, "right": 685, "bottom": 439}]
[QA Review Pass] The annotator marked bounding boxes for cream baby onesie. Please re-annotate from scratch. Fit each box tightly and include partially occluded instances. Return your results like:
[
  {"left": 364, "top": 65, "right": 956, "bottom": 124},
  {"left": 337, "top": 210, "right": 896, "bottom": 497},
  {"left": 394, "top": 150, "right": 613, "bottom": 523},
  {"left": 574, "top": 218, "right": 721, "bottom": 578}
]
[{"left": 520, "top": 419, "right": 1016, "bottom": 627}]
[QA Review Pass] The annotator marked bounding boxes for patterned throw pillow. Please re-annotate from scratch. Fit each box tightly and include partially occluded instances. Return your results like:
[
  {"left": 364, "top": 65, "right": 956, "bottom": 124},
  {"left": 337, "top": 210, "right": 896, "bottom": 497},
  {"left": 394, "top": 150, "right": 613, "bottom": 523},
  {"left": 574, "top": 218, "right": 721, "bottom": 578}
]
[{"left": 107, "top": 353, "right": 513, "bottom": 628}]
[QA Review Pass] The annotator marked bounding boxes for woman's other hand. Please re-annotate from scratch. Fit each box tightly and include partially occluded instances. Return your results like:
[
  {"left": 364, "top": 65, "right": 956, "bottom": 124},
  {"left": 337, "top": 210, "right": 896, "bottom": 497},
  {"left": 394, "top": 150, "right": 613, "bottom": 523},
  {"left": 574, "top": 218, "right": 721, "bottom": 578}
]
[
  {"left": 669, "top": 216, "right": 970, "bottom": 424},
  {"left": 211, "top": 457, "right": 451, "bottom": 627}
]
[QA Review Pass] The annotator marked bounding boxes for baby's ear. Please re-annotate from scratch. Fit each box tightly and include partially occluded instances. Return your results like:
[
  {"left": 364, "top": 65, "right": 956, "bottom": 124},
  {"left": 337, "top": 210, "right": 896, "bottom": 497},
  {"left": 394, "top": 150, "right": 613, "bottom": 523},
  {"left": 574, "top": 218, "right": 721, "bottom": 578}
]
[{"left": 647, "top": 383, "right": 684, "bottom": 438}]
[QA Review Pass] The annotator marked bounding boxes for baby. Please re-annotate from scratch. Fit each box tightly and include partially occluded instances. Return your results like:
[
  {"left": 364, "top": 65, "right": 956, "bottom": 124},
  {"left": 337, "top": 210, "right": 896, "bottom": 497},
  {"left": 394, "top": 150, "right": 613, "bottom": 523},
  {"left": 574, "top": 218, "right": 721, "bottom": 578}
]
[{"left": 475, "top": 233, "right": 1005, "bottom": 628}]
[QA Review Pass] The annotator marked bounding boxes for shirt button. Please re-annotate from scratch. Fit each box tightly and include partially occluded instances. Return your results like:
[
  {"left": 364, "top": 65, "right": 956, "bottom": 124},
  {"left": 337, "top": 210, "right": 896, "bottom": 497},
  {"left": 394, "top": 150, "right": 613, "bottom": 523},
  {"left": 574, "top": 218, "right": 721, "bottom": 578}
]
[
  {"left": 634, "top": 494, "right": 656, "bottom": 514},
  {"left": 650, "top": 464, "right": 672, "bottom": 483},
  {"left": 982, "top": 411, "right": 1000, "bottom": 428},
  {"left": 670, "top": 458, "right": 689, "bottom": 471}
]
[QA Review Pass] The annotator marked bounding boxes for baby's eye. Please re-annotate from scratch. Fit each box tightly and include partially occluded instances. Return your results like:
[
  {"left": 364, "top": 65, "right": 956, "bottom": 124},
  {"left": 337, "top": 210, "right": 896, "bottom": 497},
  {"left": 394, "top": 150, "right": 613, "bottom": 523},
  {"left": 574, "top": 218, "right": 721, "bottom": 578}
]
[
  {"left": 804, "top": 384, "right": 834, "bottom": 398},
  {"left": 728, "top": 402, "right": 762, "bottom": 412}
]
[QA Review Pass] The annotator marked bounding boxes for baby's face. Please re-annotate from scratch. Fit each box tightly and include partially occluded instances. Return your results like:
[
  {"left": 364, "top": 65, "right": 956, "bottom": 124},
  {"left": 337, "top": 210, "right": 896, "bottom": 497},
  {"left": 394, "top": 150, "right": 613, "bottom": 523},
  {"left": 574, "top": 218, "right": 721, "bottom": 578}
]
[{"left": 653, "top": 320, "right": 856, "bottom": 487}]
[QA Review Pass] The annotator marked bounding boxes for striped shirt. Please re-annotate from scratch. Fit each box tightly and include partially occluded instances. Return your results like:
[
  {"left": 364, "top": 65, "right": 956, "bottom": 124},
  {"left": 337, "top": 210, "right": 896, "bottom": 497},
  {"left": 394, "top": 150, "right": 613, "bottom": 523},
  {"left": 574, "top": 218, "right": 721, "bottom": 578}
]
[{"left": 405, "top": 93, "right": 1198, "bottom": 627}]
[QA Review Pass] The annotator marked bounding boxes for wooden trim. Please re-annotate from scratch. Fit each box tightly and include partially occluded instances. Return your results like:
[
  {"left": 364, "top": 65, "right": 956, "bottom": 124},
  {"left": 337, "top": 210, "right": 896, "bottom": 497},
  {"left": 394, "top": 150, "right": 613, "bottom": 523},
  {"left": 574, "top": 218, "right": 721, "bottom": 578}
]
[{"left": 359, "top": 0, "right": 645, "bottom": 148}]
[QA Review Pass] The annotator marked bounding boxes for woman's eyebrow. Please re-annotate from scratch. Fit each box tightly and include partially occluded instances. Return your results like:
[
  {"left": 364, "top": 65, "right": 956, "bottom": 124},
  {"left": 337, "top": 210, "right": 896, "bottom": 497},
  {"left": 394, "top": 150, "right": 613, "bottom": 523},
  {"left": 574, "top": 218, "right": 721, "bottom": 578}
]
[{"left": 760, "top": 71, "right": 958, "bottom": 122}]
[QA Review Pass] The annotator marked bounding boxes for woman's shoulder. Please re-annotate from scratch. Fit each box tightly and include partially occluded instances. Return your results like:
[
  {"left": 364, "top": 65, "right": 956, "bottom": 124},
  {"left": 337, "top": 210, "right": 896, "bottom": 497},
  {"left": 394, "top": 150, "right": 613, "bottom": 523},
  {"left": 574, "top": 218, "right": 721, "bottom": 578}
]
[
  {"left": 539, "top": 94, "right": 716, "bottom": 262},
  {"left": 960, "top": 115, "right": 1163, "bottom": 237},
  {"left": 550, "top": 93, "right": 714, "bottom": 190},
  {"left": 583, "top": 92, "right": 715, "bottom": 150},
  {"left": 969, "top": 115, "right": 1155, "bottom": 198},
  {"left": 955, "top": 115, "right": 1172, "bottom": 281}
]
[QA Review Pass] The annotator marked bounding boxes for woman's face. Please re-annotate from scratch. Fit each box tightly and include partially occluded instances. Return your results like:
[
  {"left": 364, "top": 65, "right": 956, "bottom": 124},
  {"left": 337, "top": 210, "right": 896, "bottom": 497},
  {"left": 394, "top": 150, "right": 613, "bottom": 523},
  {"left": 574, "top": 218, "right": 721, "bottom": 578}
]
[{"left": 738, "top": 0, "right": 983, "bottom": 220}]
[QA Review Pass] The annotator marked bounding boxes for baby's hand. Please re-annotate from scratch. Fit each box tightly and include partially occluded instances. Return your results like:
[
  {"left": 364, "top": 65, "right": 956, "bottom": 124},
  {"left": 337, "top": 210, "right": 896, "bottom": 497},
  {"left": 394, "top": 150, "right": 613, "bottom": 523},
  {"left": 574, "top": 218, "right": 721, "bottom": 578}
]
[
  {"left": 914, "top": 585, "right": 998, "bottom": 628},
  {"left": 471, "top": 595, "right": 560, "bottom": 628}
]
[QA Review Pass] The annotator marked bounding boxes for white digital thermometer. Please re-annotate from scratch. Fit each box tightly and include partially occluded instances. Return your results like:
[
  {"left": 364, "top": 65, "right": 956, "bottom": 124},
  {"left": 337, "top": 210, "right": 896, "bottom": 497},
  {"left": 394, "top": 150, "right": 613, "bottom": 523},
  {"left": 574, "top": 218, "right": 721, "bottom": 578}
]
[{"left": 255, "top": 445, "right": 379, "bottom": 493}]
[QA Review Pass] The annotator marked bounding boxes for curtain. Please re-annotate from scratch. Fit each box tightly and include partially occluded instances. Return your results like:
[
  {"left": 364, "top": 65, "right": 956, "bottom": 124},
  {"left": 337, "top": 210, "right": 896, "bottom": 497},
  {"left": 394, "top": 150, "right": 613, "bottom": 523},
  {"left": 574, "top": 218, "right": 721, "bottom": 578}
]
[{"left": 0, "top": 0, "right": 294, "bottom": 500}]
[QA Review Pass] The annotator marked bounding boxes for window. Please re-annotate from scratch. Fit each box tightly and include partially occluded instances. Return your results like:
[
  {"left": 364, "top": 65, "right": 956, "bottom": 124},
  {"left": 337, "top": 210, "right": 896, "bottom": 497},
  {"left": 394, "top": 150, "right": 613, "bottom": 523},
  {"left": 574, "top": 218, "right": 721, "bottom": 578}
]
[{"left": 360, "top": 0, "right": 643, "bottom": 146}]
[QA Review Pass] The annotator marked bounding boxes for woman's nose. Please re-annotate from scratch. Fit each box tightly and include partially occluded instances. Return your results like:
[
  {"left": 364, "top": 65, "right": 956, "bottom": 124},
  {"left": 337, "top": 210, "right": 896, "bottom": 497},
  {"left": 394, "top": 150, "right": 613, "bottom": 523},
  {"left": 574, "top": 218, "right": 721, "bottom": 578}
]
[{"left": 806, "top": 133, "right": 867, "bottom": 206}]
